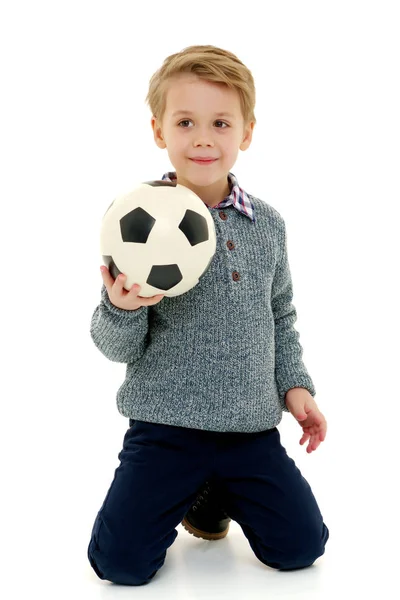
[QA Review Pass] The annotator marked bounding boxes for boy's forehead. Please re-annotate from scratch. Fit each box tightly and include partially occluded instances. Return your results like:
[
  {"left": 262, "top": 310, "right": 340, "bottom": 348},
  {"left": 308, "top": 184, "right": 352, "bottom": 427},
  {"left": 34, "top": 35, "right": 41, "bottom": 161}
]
[{"left": 164, "top": 75, "right": 241, "bottom": 117}]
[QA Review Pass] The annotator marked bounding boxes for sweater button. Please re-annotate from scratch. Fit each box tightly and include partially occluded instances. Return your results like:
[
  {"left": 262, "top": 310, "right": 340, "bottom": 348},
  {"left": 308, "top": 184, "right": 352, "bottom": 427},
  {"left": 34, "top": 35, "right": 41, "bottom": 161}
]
[
  {"left": 226, "top": 240, "right": 235, "bottom": 250},
  {"left": 219, "top": 211, "right": 227, "bottom": 220},
  {"left": 232, "top": 271, "right": 240, "bottom": 281}
]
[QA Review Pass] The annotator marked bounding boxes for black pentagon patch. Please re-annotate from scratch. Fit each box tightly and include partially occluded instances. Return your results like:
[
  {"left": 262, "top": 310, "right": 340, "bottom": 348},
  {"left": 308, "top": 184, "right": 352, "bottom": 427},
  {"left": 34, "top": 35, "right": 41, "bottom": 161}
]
[
  {"left": 143, "top": 180, "right": 177, "bottom": 187},
  {"left": 147, "top": 264, "right": 183, "bottom": 291},
  {"left": 179, "top": 209, "right": 209, "bottom": 246},
  {"left": 120, "top": 207, "right": 156, "bottom": 243},
  {"left": 102, "top": 256, "right": 122, "bottom": 280}
]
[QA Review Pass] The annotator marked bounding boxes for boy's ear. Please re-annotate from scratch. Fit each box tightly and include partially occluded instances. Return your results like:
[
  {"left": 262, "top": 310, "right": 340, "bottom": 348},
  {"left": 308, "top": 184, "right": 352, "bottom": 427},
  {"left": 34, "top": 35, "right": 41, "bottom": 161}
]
[
  {"left": 240, "top": 121, "right": 255, "bottom": 151},
  {"left": 151, "top": 116, "right": 167, "bottom": 149}
]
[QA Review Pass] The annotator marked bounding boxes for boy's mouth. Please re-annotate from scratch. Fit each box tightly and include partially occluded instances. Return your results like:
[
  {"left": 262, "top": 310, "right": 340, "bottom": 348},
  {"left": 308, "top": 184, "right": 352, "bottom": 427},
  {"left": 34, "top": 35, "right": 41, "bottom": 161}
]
[{"left": 189, "top": 158, "right": 218, "bottom": 164}]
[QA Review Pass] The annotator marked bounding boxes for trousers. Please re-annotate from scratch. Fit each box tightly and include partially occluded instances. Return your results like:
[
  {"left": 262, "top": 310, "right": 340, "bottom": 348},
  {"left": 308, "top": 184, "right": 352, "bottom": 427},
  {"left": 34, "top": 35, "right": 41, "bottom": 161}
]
[{"left": 87, "top": 419, "right": 329, "bottom": 585}]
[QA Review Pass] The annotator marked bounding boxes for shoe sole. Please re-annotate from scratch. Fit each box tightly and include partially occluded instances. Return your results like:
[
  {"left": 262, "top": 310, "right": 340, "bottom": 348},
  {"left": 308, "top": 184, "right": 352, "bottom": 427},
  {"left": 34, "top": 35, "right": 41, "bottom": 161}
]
[{"left": 181, "top": 517, "right": 230, "bottom": 541}]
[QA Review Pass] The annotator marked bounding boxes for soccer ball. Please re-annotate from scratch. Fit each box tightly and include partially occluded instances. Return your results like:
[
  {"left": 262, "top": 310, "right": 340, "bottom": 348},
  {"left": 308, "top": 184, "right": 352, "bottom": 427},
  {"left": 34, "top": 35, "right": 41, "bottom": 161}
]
[{"left": 100, "top": 180, "right": 217, "bottom": 297}]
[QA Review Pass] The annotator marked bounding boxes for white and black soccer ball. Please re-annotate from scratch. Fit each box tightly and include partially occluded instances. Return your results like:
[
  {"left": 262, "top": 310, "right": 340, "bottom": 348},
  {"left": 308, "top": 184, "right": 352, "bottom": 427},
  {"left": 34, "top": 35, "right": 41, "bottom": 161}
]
[{"left": 100, "top": 180, "right": 217, "bottom": 297}]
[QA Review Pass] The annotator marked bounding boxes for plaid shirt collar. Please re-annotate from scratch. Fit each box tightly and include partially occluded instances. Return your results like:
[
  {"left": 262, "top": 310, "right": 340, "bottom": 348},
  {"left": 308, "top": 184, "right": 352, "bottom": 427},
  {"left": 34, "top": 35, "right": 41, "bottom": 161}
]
[{"left": 161, "top": 171, "right": 256, "bottom": 224}]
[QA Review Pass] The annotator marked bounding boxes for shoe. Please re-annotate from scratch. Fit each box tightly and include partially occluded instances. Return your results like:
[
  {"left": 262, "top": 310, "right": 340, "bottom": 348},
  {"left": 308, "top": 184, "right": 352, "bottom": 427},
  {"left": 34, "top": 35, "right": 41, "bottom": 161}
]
[{"left": 182, "top": 480, "right": 231, "bottom": 541}]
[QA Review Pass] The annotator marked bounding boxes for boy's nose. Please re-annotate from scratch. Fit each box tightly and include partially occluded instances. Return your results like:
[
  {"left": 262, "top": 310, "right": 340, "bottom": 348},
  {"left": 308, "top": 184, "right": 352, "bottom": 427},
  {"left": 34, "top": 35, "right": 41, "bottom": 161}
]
[
  {"left": 193, "top": 137, "right": 215, "bottom": 147},
  {"left": 193, "top": 129, "right": 215, "bottom": 147}
]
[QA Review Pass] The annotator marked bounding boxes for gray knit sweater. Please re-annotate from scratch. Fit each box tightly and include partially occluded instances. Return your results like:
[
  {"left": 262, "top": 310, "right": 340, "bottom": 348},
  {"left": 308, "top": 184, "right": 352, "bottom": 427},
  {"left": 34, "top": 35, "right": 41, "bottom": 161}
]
[{"left": 90, "top": 172, "right": 316, "bottom": 432}]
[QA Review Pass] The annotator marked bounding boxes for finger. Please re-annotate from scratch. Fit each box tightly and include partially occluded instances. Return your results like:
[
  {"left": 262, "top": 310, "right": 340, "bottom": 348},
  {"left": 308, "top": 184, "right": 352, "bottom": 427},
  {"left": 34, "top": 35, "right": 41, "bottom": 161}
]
[
  {"left": 128, "top": 284, "right": 148, "bottom": 297},
  {"left": 114, "top": 273, "right": 127, "bottom": 293},
  {"left": 308, "top": 437, "right": 317, "bottom": 452},
  {"left": 310, "top": 435, "right": 321, "bottom": 452},
  {"left": 296, "top": 412, "right": 308, "bottom": 421},
  {"left": 300, "top": 432, "right": 310, "bottom": 445},
  {"left": 100, "top": 266, "right": 115, "bottom": 290},
  {"left": 138, "top": 294, "right": 165, "bottom": 305},
  {"left": 129, "top": 283, "right": 140, "bottom": 295},
  {"left": 311, "top": 440, "right": 319, "bottom": 450},
  {"left": 130, "top": 284, "right": 164, "bottom": 302},
  {"left": 100, "top": 265, "right": 110, "bottom": 280}
]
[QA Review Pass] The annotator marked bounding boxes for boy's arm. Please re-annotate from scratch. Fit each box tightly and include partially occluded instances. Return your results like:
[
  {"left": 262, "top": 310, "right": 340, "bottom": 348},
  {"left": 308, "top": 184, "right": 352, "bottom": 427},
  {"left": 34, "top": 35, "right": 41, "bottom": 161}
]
[
  {"left": 271, "top": 218, "right": 316, "bottom": 409},
  {"left": 90, "top": 284, "right": 149, "bottom": 363}
]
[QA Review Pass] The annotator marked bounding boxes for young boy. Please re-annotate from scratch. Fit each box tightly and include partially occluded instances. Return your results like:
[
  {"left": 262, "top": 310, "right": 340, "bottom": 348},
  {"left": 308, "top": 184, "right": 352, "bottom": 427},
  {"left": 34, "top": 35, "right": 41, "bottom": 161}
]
[{"left": 88, "top": 45, "right": 329, "bottom": 586}]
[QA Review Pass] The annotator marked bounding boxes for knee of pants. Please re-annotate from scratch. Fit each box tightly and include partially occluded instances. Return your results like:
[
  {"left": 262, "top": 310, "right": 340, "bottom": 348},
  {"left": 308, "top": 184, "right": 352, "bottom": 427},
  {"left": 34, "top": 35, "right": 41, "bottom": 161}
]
[
  {"left": 285, "top": 522, "right": 329, "bottom": 571},
  {"left": 88, "top": 537, "right": 162, "bottom": 586},
  {"left": 87, "top": 514, "right": 172, "bottom": 586},
  {"left": 262, "top": 523, "right": 329, "bottom": 571}
]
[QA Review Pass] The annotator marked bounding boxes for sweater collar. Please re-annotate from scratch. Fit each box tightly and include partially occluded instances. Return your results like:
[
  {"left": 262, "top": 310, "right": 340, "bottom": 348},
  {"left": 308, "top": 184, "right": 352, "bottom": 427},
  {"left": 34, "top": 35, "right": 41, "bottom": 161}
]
[{"left": 161, "top": 171, "right": 256, "bottom": 224}]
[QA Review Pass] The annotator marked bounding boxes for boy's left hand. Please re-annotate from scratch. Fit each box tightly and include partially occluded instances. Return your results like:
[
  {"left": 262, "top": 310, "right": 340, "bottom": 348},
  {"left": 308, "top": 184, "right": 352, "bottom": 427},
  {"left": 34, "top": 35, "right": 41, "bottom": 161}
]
[{"left": 285, "top": 388, "right": 327, "bottom": 453}]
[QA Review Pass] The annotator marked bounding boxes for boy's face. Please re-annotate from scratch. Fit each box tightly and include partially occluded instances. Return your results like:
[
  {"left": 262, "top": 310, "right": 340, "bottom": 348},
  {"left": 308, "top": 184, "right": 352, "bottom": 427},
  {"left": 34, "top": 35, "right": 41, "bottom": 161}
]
[{"left": 151, "top": 74, "right": 254, "bottom": 206}]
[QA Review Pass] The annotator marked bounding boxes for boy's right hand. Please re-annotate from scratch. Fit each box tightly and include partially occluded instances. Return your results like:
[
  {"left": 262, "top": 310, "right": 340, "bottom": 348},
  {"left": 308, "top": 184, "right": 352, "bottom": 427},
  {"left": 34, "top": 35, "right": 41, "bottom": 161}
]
[{"left": 100, "top": 266, "right": 165, "bottom": 310}]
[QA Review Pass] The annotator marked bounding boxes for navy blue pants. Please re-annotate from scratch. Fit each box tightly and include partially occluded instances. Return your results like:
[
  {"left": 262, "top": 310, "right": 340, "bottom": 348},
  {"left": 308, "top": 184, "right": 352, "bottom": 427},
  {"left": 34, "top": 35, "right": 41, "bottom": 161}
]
[{"left": 88, "top": 420, "right": 329, "bottom": 585}]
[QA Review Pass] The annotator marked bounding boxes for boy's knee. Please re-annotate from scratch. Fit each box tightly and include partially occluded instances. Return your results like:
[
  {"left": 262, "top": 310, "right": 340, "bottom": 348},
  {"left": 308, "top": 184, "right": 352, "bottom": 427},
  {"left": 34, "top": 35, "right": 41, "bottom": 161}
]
[
  {"left": 262, "top": 522, "right": 329, "bottom": 571},
  {"left": 280, "top": 522, "right": 329, "bottom": 571},
  {"left": 88, "top": 537, "right": 161, "bottom": 586}
]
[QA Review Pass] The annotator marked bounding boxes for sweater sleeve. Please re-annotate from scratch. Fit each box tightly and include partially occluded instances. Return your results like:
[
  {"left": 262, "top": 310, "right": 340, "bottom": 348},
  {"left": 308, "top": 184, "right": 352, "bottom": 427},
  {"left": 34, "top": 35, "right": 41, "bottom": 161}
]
[
  {"left": 90, "top": 284, "right": 149, "bottom": 363},
  {"left": 271, "top": 218, "right": 316, "bottom": 408}
]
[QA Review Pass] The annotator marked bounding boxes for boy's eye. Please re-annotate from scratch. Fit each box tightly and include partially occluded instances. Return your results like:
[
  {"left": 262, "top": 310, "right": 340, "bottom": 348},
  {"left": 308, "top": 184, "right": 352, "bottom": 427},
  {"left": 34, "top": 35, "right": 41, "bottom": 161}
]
[{"left": 178, "top": 119, "right": 228, "bottom": 128}]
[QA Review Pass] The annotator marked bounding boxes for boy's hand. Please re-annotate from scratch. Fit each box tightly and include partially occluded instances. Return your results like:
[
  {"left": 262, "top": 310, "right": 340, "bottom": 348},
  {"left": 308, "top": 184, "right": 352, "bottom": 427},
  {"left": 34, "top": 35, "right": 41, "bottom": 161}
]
[
  {"left": 285, "top": 388, "right": 327, "bottom": 453},
  {"left": 100, "top": 266, "right": 165, "bottom": 311}
]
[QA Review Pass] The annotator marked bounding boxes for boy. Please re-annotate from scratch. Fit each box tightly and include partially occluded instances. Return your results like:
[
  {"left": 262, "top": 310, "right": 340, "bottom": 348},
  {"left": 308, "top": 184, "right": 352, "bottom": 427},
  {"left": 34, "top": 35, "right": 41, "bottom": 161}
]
[{"left": 88, "top": 45, "right": 329, "bottom": 586}]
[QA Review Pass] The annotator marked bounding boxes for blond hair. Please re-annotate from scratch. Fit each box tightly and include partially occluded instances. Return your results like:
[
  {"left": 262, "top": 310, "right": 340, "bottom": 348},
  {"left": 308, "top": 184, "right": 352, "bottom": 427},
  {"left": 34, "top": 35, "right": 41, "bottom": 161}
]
[{"left": 145, "top": 45, "right": 256, "bottom": 127}]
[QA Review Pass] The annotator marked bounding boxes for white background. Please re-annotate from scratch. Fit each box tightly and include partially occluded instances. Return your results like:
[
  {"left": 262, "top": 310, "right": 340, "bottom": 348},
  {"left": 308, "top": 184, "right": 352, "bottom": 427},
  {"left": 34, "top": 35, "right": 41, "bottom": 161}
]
[{"left": 1, "top": 1, "right": 399, "bottom": 598}]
